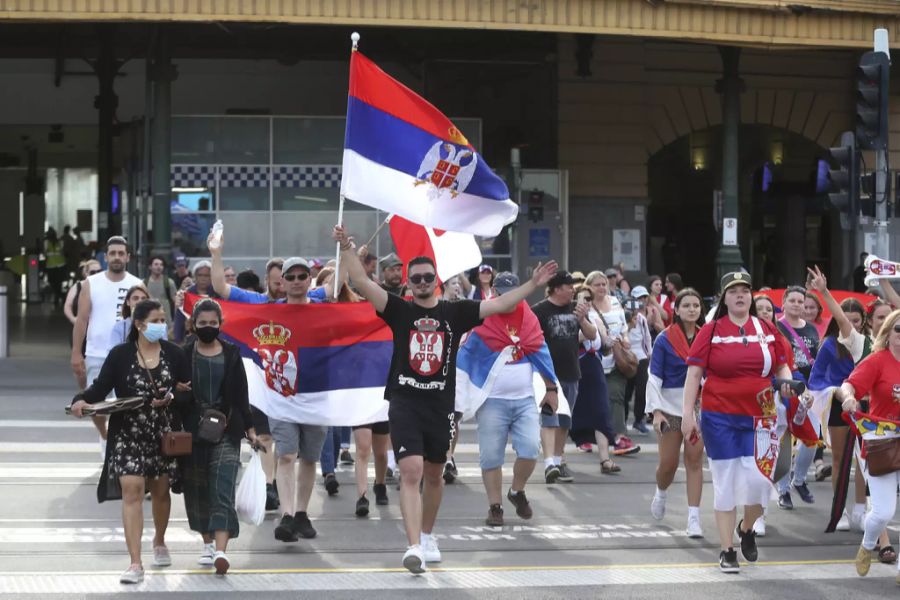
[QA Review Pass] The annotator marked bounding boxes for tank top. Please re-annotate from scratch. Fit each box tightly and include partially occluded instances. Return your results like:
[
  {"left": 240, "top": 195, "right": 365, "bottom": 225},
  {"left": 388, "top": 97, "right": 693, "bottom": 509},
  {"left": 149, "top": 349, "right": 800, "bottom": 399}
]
[{"left": 85, "top": 271, "right": 143, "bottom": 358}]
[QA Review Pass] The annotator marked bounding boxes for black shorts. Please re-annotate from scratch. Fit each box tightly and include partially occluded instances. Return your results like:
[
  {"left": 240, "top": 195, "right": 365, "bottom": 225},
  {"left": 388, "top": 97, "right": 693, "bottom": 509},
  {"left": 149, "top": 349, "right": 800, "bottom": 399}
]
[
  {"left": 352, "top": 421, "right": 390, "bottom": 436},
  {"left": 828, "top": 397, "right": 869, "bottom": 428},
  {"left": 388, "top": 401, "right": 455, "bottom": 464},
  {"left": 250, "top": 405, "right": 271, "bottom": 436}
]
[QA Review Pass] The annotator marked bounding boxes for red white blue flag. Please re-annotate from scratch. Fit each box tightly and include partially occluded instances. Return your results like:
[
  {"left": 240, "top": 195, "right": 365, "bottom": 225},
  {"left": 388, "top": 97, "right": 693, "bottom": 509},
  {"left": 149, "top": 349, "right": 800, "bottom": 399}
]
[
  {"left": 186, "top": 295, "right": 391, "bottom": 426},
  {"left": 388, "top": 215, "right": 482, "bottom": 283},
  {"left": 341, "top": 51, "right": 519, "bottom": 237}
]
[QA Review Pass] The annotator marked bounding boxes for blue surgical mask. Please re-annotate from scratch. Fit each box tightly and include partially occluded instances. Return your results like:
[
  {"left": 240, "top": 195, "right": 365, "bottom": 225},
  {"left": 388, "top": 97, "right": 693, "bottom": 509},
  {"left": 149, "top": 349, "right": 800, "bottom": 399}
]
[{"left": 142, "top": 322, "right": 167, "bottom": 343}]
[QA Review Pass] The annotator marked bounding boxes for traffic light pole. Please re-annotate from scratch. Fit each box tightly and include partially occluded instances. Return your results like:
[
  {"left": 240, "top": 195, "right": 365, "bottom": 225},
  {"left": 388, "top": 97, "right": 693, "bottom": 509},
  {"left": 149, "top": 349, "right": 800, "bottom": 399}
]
[{"left": 875, "top": 149, "right": 889, "bottom": 258}]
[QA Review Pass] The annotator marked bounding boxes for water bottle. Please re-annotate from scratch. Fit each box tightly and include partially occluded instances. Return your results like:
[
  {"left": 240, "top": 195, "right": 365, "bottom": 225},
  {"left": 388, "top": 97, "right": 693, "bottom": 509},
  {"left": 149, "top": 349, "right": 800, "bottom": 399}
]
[
  {"left": 209, "top": 220, "right": 223, "bottom": 250},
  {"left": 793, "top": 398, "right": 809, "bottom": 426}
]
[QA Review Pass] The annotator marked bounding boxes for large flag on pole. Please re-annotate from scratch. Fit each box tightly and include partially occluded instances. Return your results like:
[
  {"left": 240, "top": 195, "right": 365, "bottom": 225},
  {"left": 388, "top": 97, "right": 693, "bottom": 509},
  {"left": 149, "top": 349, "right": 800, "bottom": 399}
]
[
  {"left": 389, "top": 215, "right": 482, "bottom": 283},
  {"left": 185, "top": 294, "right": 391, "bottom": 426},
  {"left": 341, "top": 51, "right": 519, "bottom": 237}
]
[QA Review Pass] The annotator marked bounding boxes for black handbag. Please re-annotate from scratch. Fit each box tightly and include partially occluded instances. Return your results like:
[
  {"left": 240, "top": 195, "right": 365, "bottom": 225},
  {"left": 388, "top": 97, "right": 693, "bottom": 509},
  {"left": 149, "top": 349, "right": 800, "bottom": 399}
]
[{"left": 197, "top": 408, "right": 229, "bottom": 444}]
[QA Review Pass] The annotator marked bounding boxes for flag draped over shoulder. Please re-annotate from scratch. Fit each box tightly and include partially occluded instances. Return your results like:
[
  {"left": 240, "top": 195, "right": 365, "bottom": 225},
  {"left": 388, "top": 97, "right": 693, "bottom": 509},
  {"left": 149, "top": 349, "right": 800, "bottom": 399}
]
[
  {"left": 341, "top": 51, "right": 519, "bottom": 237},
  {"left": 185, "top": 294, "right": 391, "bottom": 426},
  {"left": 389, "top": 215, "right": 482, "bottom": 283},
  {"left": 455, "top": 302, "right": 568, "bottom": 421}
]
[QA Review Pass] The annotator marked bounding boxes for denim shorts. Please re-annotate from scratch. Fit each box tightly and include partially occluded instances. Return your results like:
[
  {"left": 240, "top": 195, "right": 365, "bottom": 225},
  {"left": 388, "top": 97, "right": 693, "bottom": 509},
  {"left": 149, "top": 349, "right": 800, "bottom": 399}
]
[
  {"left": 540, "top": 380, "right": 579, "bottom": 429},
  {"left": 475, "top": 396, "right": 541, "bottom": 470}
]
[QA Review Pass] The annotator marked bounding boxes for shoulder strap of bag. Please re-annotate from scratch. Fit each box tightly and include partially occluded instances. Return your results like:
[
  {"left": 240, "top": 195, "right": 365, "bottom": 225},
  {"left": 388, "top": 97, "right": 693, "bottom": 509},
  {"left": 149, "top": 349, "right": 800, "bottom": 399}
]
[{"left": 778, "top": 317, "right": 814, "bottom": 364}]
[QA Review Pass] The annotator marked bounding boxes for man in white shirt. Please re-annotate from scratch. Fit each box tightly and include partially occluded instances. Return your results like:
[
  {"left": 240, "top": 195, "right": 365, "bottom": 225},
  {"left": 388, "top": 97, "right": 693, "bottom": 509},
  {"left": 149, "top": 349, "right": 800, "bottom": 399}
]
[{"left": 70, "top": 236, "right": 143, "bottom": 454}]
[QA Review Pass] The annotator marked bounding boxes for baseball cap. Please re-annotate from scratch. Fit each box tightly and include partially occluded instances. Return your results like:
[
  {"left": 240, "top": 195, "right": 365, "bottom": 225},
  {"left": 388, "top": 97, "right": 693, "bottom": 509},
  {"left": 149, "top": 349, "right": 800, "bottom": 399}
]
[
  {"left": 380, "top": 252, "right": 402, "bottom": 269},
  {"left": 631, "top": 285, "right": 649, "bottom": 298},
  {"left": 191, "top": 260, "right": 212, "bottom": 276},
  {"left": 309, "top": 258, "right": 324, "bottom": 269},
  {"left": 282, "top": 257, "right": 311, "bottom": 274},
  {"left": 479, "top": 264, "right": 494, "bottom": 273},
  {"left": 174, "top": 254, "right": 188, "bottom": 266},
  {"left": 604, "top": 268, "right": 620, "bottom": 278},
  {"left": 547, "top": 270, "right": 576, "bottom": 289},
  {"left": 720, "top": 271, "right": 752, "bottom": 294},
  {"left": 494, "top": 272, "right": 519, "bottom": 295},
  {"left": 571, "top": 271, "right": 586, "bottom": 283}
]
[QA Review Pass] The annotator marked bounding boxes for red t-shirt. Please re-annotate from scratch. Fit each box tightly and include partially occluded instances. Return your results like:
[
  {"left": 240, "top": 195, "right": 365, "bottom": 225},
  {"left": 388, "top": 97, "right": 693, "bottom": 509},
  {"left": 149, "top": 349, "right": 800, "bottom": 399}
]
[{"left": 846, "top": 349, "right": 900, "bottom": 422}]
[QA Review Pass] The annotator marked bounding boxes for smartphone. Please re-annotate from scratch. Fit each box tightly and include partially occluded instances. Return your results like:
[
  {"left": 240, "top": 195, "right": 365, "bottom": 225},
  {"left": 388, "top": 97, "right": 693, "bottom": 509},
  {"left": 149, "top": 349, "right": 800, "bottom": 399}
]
[{"left": 540, "top": 403, "right": 554, "bottom": 416}]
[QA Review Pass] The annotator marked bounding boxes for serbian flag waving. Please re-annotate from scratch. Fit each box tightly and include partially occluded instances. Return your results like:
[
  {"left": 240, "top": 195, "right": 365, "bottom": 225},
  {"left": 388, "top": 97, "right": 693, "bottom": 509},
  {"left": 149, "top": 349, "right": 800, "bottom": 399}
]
[
  {"left": 341, "top": 51, "right": 519, "bottom": 237},
  {"left": 389, "top": 215, "right": 482, "bottom": 282},
  {"left": 185, "top": 295, "right": 391, "bottom": 426}
]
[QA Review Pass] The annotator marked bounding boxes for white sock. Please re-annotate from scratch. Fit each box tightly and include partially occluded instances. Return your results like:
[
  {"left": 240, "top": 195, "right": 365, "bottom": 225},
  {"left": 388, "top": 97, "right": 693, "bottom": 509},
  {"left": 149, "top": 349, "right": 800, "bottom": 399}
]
[
  {"left": 544, "top": 457, "right": 555, "bottom": 469},
  {"left": 420, "top": 532, "right": 432, "bottom": 543},
  {"left": 509, "top": 487, "right": 522, "bottom": 495},
  {"left": 688, "top": 506, "right": 700, "bottom": 519},
  {"left": 553, "top": 456, "right": 562, "bottom": 466},
  {"left": 655, "top": 487, "right": 667, "bottom": 499}
]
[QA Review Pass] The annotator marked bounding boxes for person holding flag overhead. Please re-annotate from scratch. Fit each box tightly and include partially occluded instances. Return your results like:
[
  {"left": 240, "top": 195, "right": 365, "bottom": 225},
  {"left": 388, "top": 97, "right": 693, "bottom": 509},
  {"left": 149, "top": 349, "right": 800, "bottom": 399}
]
[{"left": 333, "top": 225, "right": 558, "bottom": 574}]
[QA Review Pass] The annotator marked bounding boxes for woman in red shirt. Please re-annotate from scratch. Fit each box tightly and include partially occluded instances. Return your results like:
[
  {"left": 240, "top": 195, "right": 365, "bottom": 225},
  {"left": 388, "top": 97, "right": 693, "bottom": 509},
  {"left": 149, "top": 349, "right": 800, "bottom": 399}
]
[{"left": 840, "top": 309, "right": 900, "bottom": 581}]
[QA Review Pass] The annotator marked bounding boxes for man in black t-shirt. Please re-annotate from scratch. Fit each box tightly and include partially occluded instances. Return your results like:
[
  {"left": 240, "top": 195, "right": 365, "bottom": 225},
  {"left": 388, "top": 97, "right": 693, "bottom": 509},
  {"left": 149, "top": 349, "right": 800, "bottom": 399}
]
[
  {"left": 531, "top": 271, "right": 596, "bottom": 484},
  {"left": 334, "top": 225, "right": 558, "bottom": 574}
]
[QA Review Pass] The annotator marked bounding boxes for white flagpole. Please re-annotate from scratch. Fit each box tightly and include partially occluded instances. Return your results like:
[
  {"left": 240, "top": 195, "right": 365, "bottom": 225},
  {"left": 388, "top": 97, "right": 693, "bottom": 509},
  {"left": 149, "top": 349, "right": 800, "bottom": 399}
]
[{"left": 335, "top": 32, "right": 360, "bottom": 300}]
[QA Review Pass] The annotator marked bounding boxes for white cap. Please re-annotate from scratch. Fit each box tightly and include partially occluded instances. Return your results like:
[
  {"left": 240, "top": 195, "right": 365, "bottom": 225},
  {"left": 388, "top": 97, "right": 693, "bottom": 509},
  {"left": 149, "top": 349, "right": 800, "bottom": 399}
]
[
  {"left": 191, "top": 260, "right": 212, "bottom": 276},
  {"left": 282, "top": 257, "right": 311, "bottom": 274},
  {"left": 631, "top": 285, "right": 649, "bottom": 298}
]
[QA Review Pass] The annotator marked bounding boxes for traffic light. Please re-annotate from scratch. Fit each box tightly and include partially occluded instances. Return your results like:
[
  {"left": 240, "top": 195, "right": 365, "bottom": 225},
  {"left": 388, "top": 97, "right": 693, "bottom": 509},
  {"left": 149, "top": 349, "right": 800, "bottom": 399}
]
[
  {"left": 856, "top": 51, "right": 890, "bottom": 150},
  {"left": 828, "top": 135, "right": 859, "bottom": 215}
]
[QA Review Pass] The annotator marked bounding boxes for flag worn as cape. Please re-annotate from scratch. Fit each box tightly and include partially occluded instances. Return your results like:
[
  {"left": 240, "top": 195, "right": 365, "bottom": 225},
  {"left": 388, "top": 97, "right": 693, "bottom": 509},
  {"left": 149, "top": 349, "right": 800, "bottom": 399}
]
[{"left": 185, "top": 294, "right": 391, "bottom": 426}]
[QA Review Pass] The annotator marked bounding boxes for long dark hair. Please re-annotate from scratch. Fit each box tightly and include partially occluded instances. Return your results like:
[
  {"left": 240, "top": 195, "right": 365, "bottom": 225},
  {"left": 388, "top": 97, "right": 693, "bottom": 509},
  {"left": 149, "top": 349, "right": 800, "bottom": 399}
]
[
  {"left": 121, "top": 284, "right": 148, "bottom": 320},
  {"left": 673, "top": 287, "right": 706, "bottom": 334},
  {"left": 712, "top": 285, "right": 757, "bottom": 321},
  {"left": 822, "top": 297, "right": 868, "bottom": 360},
  {"left": 127, "top": 299, "right": 163, "bottom": 343}
]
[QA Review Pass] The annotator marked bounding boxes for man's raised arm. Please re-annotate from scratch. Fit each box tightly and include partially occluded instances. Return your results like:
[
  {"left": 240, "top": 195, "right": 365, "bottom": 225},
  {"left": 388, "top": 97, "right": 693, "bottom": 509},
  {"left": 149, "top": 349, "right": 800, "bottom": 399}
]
[
  {"left": 208, "top": 231, "right": 233, "bottom": 299},
  {"left": 333, "top": 225, "right": 389, "bottom": 313},
  {"left": 479, "top": 261, "right": 559, "bottom": 319}
]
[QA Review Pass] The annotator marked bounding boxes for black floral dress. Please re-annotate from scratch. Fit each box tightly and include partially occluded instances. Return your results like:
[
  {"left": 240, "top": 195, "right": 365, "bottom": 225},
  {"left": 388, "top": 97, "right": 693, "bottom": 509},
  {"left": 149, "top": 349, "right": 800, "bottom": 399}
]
[{"left": 109, "top": 354, "right": 179, "bottom": 481}]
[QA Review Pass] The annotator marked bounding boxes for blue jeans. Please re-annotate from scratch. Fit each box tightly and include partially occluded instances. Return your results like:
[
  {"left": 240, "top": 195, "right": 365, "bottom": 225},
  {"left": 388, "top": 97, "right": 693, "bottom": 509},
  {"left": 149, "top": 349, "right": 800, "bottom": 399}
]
[
  {"left": 777, "top": 442, "right": 817, "bottom": 493},
  {"left": 476, "top": 396, "right": 541, "bottom": 470},
  {"left": 319, "top": 427, "right": 343, "bottom": 476}
]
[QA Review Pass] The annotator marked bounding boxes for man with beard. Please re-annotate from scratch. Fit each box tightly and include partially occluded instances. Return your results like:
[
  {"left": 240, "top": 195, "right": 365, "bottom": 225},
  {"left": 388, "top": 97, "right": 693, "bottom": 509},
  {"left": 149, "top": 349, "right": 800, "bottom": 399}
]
[
  {"left": 70, "top": 236, "right": 143, "bottom": 456},
  {"left": 333, "top": 225, "right": 558, "bottom": 574},
  {"left": 380, "top": 253, "right": 404, "bottom": 296}
]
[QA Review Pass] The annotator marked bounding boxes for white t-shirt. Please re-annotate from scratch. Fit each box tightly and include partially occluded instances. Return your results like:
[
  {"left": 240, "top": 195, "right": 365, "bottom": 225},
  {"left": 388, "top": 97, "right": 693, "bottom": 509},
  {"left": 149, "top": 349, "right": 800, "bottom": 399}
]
[
  {"left": 489, "top": 360, "right": 536, "bottom": 400},
  {"left": 599, "top": 297, "right": 628, "bottom": 372},
  {"left": 85, "top": 271, "right": 143, "bottom": 359}
]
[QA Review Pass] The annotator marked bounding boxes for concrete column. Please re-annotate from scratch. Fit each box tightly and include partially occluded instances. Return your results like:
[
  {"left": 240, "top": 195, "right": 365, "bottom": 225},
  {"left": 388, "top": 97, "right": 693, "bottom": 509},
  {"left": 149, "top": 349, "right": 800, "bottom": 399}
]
[
  {"left": 715, "top": 46, "right": 745, "bottom": 280},
  {"left": 94, "top": 25, "right": 119, "bottom": 241},
  {"left": 149, "top": 28, "right": 177, "bottom": 257}
]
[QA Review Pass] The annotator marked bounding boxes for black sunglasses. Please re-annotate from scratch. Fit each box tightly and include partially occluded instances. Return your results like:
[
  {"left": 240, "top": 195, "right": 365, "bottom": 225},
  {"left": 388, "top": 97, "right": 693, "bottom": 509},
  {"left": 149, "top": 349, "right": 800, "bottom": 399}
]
[
  {"left": 88, "top": 270, "right": 101, "bottom": 275},
  {"left": 409, "top": 273, "right": 436, "bottom": 285},
  {"left": 739, "top": 326, "right": 748, "bottom": 347},
  {"left": 283, "top": 272, "right": 309, "bottom": 282},
  {"left": 893, "top": 324, "right": 900, "bottom": 334}
]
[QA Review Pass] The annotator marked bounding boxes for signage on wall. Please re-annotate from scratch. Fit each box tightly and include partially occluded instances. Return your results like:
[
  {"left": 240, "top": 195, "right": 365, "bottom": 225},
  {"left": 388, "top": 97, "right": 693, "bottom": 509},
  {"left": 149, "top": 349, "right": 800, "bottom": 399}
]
[
  {"left": 612, "top": 229, "right": 640, "bottom": 271},
  {"left": 529, "top": 228, "right": 550, "bottom": 258},
  {"left": 723, "top": 218, "right": 737, "bottom": 246}
]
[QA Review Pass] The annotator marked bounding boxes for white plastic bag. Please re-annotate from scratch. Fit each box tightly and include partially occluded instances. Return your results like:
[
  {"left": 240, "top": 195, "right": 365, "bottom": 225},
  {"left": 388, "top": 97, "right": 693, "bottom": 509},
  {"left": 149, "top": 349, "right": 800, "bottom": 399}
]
[{"left": 235, "top": 451, "right": 266, "bottom": 526}]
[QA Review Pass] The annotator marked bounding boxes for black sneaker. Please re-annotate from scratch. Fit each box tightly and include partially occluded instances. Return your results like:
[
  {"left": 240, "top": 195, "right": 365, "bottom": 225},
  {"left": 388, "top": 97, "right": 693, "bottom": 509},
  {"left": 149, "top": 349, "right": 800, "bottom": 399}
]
[
  {"left": 485, "top": 504, "right": 504, "bottom": 527},
  {"left": 324, "top": 473, "right": 340, "bottom": 496},
  {"left": 355, "top": 494, "right": 370, "bottom": 517},
  {"left": 385, "top": 467, "right": 395, "bottom": 482},
  {"left": 292, "top": 511, "right": 317, "bottom": 539},
  {"left": 443, "top": 458, "right": 458, "bottom": 484},
  {"left": 374, "top": 483, "right": 389, "bottom": 506},
  {"left": 736, "top": 520, "right": 758, "bottom": 562},
  {"left": 557, "top": 463, "right": 575, "bottom": 483},
  {"left": 544, "top": 465, "right": 560, "bottom": 483},
  {"left": 340, "top": 449, "right": 355, "bottom": 465},
  {"left": 793, "top": 482, "right": 814, "bottom": 504},
  {"left": 719, "top": 548, "right": 740, "bottom": 573},
  {"left": 265, "top": 482, "right": 280, "bottom": 511},
  {"left": 507, "top": 489, "right": 533, "bottom": 519},
  {"left": 778, "top": 492, "right": 793, "bottom": 510},
  {"left": 274, "top": 514, "right": 299, "bottom": 542}
]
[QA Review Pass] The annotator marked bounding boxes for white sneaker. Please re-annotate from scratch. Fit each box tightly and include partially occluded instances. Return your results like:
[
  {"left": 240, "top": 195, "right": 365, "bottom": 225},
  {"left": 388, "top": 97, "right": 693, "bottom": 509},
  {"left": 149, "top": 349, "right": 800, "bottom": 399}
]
[
  {"left": 198, "top": 542, "right": 215, "bottom": 566},
  {"left": 421, "top": 533, "right": 442, "bottom": 563},
  {"left": 650, "top": 493, "right": 666, "bottom": 521},
  {"left": 686, "top": 514, "right": 703, "bottom": 538},
  {"left": 119, "top": 564, "right": 144, "bottom": 584},
  {"left": 402, "top": 545, "right": 426, "bottom": 574},
  {"left": 753, "top": 516, "right": 766, "bottom": 537},
  {"left": 836, "top": 512, "right": 851, "bottom": 532},
  {"left": 152, "top": 545, "right": 172, "bottom": 567},
  {"left": 213, "top": 551, "right": 230, "bottom": 575}
]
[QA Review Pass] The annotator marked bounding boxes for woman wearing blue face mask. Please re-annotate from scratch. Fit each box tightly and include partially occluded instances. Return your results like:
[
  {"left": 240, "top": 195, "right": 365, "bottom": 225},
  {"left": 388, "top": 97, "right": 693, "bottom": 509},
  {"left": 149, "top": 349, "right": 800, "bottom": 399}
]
[{"left": 69, "top": 299, "right": 190, "bottom": 585}]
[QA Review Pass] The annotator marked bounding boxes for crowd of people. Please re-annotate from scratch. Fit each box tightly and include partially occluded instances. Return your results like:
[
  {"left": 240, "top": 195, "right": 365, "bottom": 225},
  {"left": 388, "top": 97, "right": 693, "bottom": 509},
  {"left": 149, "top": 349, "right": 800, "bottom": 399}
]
[{"left": 63, "top": 226, "right": 900, "bottom": 585}]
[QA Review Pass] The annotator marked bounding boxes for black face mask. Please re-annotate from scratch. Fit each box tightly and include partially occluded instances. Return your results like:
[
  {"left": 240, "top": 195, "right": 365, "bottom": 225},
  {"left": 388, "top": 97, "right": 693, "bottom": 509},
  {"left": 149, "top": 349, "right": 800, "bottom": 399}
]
[{"left": 195, "top": 326, "right": 219, "bottom": 344}]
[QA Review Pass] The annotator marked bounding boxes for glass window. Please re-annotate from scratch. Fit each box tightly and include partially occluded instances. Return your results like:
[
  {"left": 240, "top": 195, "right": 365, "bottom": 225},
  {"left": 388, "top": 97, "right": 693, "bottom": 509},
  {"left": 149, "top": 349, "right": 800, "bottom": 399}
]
[
  {"left": 273, "top": 117, "right": 345, "bottom": 164},
  {"left": 273, "top": 186, "right": 340, "bottom": 211},
  {"left": 219, "top": 212, "right": 271, "bottom": 257},
  {"left": 173, "top": 191, "right": 215, "bottom": 211},
  {"left": 172, "top": 116, "right": 269, "bottom": 164},
  {"left": 272, "top": 210, "right": 379, "bottom": 260},
  {"left": 172, "top": 212, "right": 216, "bottom": 258},
  {"left": 219, "top": 187, "right": 269, "bottom": 211}
]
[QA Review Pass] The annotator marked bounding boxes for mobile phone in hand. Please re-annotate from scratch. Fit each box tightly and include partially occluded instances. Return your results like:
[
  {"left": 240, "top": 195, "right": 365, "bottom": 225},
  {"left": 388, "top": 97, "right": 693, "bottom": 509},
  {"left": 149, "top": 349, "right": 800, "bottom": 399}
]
[{"left": 540, "top": 403, "right": 554, "bottom": 416}]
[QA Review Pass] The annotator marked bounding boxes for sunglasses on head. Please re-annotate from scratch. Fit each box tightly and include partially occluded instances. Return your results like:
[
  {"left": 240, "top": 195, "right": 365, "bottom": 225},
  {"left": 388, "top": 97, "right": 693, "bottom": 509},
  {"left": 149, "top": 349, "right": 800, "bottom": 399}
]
[
  {"left": 88, "top": 269, "right": 101, "bottom": 275},
  {"left": 409, "top": 273, "right": 436, "bottom": 285},
  {"left": 893, "top": 324, "right": 900, "bottom": 334},
  {"left": 283, "top": 272, "right": 309, "bottom": 282}
]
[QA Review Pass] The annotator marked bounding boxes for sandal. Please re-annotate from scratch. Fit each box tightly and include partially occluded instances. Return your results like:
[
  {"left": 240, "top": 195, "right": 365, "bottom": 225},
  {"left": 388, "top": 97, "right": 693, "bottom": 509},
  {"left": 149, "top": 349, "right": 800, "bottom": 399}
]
[
  {"left": 879, "top": 545, "right": 897, "bottom": 564},
  {"left": 601, "top": 459, "right": 621, "bottom": 474}
]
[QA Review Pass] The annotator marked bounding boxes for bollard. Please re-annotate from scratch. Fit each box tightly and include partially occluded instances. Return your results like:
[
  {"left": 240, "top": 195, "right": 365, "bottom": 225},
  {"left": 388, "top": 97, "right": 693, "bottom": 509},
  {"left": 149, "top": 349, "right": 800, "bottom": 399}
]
[{"left": 0, "top": 286, "right": 7, "bottom": 358}]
